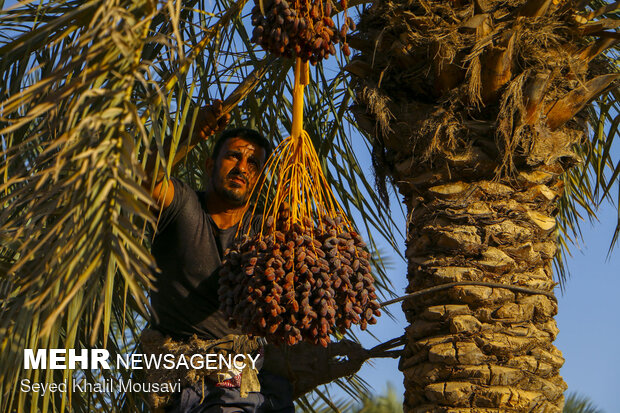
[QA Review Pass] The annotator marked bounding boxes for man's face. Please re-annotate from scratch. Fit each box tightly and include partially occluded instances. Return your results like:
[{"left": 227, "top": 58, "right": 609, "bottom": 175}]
[{"left": 209, "top": 137, "right": 267, "bottom": 206}]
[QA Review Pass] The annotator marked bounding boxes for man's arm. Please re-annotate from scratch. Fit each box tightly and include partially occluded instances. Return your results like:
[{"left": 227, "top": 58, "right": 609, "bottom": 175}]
[{"left": 145, "top": 99, "right": 231, "bottom": 208}]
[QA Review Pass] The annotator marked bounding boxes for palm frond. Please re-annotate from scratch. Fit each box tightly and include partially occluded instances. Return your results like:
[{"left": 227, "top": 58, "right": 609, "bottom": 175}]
[
  {"left": 551, "top": 0, "right": 620, "bottom": 283},
  {"left": 563, "top": 392, "right": 604, "bottom": 413}
]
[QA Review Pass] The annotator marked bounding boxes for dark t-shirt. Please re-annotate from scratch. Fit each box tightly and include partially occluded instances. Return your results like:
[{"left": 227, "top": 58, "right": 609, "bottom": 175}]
[{"left": 150, "top": 178, "right": 256, "bottom": 340}]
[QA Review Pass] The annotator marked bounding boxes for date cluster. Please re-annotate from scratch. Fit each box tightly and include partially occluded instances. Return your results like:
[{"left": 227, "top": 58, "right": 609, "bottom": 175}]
[
  {"left": 218, "top": 204, "right": 380, "bottom": 346},
  {"left": 250, "top": 0, "right": 355, "bottom": 64}
]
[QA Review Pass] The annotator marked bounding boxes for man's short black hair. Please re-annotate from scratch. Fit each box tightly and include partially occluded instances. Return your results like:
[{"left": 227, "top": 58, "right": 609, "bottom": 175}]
[{"left": 212, "top": 127, "right": 272, "bottom": 162}]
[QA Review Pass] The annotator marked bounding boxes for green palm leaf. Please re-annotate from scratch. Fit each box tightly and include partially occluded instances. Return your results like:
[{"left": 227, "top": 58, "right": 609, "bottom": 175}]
[{"left": 563, "top": 392, "right": 604, "bottom": 413}]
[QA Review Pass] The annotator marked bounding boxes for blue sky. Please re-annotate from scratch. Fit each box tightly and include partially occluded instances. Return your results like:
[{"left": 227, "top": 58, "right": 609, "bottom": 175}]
[{"left": 555, "top": 201, "right": 620, "bottom": 412}]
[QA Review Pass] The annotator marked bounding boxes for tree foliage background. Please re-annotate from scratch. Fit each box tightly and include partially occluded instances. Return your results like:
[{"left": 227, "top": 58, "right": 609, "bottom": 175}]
[{"left": 1, "top": 0, "right": 619, "bottom": 411}]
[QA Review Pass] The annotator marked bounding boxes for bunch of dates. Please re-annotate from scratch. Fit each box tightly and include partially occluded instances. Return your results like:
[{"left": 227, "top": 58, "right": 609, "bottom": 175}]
[
  {"left": 250, "top": 0, "right": 355, "bottom": 64},
  {"left": 219, "top": 203, "right": 380, "bottom": 346}
]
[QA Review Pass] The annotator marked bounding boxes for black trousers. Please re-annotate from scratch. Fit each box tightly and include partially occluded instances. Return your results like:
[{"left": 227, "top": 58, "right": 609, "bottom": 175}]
[{"left": 166, "top": 371, "right": 295, "bottom": 413}]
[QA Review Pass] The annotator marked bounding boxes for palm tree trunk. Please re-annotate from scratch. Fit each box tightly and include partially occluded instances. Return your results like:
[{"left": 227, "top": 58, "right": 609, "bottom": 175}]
[
  {"left": 346, "top": 0, "right": 618, "bottom": 410},
  {"left": 396, "top": 165, "right": 566, "bottom": 411}
]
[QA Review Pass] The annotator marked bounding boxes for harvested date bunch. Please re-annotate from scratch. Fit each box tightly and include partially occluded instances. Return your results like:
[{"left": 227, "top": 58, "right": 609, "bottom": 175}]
[
  {"left": 218, "top": 203, "right": 380, "bottom": 346},
  {"left": 250, "top": 0, "right": 355, "bottom": 64}
]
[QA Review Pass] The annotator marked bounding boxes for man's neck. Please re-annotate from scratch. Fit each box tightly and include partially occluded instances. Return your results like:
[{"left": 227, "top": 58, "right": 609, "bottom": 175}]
[{"left": 204, "top": 190, "right": 244, "bottom": 230}]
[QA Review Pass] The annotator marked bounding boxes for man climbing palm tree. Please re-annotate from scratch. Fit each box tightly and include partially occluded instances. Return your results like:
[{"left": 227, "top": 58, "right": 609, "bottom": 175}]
[
  {"left": 143, "top": 102, "right": 366, "bottom": 412},
  {"left": 143, "top": 101, "right": 298, "bottom": 412}
]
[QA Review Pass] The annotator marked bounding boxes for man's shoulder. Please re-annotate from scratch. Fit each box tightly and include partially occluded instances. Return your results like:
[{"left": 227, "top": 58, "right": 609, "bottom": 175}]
[
  {"left": 155, "top": 178, "right": 205, "bottom": 233},
  {"left": 169, "top": 178, "right": 204, "bottom": 208}
]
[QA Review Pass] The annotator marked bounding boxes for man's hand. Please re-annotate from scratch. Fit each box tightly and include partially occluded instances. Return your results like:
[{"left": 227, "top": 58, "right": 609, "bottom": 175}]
[
  {"left": 324, "top": 339, "right": 366, "bottom": 377},
  {"left": 146, "top": 99, "right": 231, "bottom": 208},
  {"left": 195, "top": 99, "right": 231, "bottom": 141},
  {"left": 262, "top": 339, "right": 368, "bottom": 398}
]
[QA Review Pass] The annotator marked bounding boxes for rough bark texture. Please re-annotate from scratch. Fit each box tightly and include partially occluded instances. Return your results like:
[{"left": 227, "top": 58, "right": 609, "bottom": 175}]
[
  {"left": 347, "top": 0, "right": 618, "bottom": 411},
  {"left": 396, "top": 168, "right": 567, "bottom": 412}
]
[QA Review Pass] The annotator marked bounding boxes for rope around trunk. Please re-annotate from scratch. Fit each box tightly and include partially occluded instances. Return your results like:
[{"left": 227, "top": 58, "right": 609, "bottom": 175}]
[
  {"left": 359, "top": 281, "right": 557, "bottom": 360},
  {"left": 358, "top": 283, "right": 556, "bottom": 361},
  {"left": 378, "top": 281, "right": 557, "bottom": 308}
]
